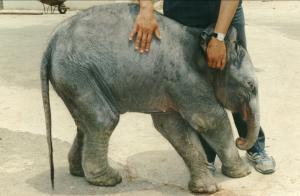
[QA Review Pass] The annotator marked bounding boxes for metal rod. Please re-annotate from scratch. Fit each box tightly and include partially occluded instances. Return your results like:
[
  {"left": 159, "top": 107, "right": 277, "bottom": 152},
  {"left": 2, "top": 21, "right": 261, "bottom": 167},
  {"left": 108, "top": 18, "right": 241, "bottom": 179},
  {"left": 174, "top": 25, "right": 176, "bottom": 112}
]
[{"left": 0, "top": 0, "right": 4, "bottom": 10}]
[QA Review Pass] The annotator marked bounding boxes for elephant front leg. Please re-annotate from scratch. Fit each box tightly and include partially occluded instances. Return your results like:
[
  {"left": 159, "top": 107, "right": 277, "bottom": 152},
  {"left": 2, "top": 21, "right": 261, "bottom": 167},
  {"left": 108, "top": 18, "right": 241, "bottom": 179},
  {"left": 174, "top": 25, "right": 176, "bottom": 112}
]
[
  {"left": 151, "top": 112, "right": 219, "bottom": 194},
  {"left": 68, "top": 128, "right": 84, "bottom": 177},
  {"left": 199, "top": 114, "right": 251, "bottom": 178}
]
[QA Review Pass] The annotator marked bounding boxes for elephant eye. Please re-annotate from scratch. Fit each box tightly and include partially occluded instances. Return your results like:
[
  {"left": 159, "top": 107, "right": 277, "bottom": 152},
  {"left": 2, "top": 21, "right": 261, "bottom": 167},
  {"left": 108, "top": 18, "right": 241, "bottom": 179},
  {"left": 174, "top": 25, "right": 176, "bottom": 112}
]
[
  {"left": 246, "top": 81, "right": 257, "bottom": 95},
  {"left": 247, "top": 81, "right": 255, "bottom": 91}
]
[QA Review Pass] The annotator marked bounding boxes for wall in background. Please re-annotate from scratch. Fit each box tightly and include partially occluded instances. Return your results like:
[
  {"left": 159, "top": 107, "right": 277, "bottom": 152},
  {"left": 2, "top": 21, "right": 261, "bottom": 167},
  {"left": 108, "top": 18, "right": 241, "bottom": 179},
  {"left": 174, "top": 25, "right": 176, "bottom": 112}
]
[{"left": 2, "top": 0, "right": 133, "bottom": 10}]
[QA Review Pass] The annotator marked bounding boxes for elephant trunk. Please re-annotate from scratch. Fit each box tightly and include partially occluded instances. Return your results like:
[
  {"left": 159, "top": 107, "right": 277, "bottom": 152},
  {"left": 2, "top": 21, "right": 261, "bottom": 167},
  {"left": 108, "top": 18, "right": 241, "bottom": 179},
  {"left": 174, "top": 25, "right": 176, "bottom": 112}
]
[{"left": 235, "top": 97, "right": 260, "bottom": 150}]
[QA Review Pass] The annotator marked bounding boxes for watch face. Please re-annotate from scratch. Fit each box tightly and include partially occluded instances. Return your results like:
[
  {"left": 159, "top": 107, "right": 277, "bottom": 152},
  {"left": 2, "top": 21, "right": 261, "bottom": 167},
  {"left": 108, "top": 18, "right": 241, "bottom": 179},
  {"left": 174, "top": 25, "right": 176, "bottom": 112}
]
[{"left": 211, "top": 33, "right": 218, "bottom": 38}]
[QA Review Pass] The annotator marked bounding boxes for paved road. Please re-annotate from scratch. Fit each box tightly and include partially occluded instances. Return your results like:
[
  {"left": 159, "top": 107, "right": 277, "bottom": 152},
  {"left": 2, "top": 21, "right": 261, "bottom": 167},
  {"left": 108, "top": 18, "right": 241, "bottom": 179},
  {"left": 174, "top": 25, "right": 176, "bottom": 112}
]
[{"left": 0, "top": 1, "right": 299, "bottom": 195}]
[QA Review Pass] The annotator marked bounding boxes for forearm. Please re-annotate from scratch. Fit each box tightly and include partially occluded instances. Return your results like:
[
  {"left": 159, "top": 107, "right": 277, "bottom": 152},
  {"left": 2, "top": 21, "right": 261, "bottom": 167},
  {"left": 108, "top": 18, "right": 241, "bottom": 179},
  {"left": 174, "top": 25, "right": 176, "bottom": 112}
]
[
  {"left": 138, "top": 0, "right": 154, "bottom": 14},
  {"left": 130, "top": 0, "right": 160, "bottom": 53},
  {"left": 215, "top": 0, "right": 239, "bottom": 34}
]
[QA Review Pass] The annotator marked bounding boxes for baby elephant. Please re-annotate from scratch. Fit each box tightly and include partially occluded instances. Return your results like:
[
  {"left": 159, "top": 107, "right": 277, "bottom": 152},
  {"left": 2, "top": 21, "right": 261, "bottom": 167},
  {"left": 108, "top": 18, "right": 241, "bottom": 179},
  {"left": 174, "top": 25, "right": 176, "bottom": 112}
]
[{"left": 41, "top": 3, "right": 260, "bottom": 194}]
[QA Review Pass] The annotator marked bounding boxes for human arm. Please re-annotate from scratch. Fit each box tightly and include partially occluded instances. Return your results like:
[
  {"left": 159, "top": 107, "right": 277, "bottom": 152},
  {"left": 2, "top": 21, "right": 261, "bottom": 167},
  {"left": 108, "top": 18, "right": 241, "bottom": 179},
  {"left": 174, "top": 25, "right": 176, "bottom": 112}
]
[
  {"left": 129, "top": 0, "right": 161, "bottom": 53},
  {"left": 207, "top": 0, "right": 239, "bottom": 70}
]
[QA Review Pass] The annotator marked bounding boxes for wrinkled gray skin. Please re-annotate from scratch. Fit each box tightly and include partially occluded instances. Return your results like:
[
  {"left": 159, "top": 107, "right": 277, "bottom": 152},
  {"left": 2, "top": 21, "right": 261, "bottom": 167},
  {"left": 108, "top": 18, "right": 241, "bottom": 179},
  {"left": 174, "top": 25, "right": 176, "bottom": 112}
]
[{"left": 41, "top": 3, "right": 260, "bottom": 194}]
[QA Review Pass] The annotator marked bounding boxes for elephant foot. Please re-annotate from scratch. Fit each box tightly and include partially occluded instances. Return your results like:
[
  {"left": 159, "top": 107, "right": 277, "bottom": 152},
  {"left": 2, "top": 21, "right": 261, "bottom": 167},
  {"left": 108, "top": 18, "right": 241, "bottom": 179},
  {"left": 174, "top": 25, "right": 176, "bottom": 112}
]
[
  {"left": 86, "top": 167, "right": 122, "bottom": 187},
  {"left": 68, "top": 156, "right": 84, "bottom": 177},
  {"left": 69, "top": 164, "right": 85, "bottom": 177},
  {"left": 222, "top": 159, "right": 251, "bottom": 178},
  {"left": 188, "top": 173, "right": 219, "bottom": 194}
]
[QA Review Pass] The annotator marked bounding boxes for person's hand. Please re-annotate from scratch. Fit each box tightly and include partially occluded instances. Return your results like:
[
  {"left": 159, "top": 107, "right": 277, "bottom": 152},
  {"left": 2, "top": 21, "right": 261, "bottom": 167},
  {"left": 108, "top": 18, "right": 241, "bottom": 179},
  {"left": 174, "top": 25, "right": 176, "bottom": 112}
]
[
  {"left": 129, "top": 10, "right": 161, "bottom": 54},
  {"left": 207, "top": 37, "right": 227, "bottom": 70}
]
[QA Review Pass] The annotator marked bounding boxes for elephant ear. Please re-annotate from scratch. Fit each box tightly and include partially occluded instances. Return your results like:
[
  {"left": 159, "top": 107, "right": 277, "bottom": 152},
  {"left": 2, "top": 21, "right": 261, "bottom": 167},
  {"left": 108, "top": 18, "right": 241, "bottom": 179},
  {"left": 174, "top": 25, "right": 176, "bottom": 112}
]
[
  {"left": 199, "top": 24, "right": 215, "bottom": 52},
  {"left": 226, "top": 26, "right": 238, "bottom": 43}
]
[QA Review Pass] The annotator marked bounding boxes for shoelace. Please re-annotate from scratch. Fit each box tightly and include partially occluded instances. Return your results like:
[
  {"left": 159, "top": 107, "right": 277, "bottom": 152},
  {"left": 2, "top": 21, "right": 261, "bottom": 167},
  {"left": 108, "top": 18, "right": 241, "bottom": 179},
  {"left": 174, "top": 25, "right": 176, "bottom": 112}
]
[
  {"left": 251, "top": 151, "right": 272, "bottom": 163},
  {"left": 207, "top": 162, "right": 216, "bottom": 172}
]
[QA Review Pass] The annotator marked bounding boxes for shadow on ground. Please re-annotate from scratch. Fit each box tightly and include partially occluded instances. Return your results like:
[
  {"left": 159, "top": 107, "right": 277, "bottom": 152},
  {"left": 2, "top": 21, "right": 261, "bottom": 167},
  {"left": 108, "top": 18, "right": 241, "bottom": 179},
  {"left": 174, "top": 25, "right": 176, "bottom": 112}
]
[
  {"left": 0, "top": 128, "right": 238, "bottom": 195},
  {"left": 27, "top": 166, "right": 190, "bottom": 195}
]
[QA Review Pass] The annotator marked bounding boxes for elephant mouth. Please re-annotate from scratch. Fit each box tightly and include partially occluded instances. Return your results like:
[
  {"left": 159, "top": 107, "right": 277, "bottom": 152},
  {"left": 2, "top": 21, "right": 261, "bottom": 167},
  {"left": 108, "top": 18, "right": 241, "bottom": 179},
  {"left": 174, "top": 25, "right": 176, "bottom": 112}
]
[
  {"left": 235, "top": 100, "right": 260, "bottom": 150},
  {"left": 235, "top": 102, "right": 249, "bottom": 147},
  {"left": 241, "top": 102, "right": 248, "bottom": 121}
]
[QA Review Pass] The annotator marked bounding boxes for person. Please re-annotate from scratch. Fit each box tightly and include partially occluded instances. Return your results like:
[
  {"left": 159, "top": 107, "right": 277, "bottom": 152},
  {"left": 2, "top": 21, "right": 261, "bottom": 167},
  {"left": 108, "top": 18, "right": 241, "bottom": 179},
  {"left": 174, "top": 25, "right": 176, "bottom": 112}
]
[{"left": 129, "top": 0, "right": 275, "bottom": 174}]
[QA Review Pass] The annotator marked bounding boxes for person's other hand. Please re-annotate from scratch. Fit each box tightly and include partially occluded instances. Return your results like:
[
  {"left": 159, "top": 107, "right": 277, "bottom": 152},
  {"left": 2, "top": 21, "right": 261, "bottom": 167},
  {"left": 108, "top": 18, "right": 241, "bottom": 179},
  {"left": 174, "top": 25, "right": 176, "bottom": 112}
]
[
  {"left": 207, "top": 38, "right": 227, "bottom": 70},
  {"left": 129, "top": 10, "right": 161, "bottom": 54}
]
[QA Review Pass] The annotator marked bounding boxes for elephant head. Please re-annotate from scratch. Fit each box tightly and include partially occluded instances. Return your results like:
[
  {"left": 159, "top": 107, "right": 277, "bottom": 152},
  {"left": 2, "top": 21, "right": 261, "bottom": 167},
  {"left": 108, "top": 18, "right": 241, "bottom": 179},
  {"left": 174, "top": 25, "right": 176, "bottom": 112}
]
[{"left": 200, "top": 25, "right": 260, "bottom": 151}]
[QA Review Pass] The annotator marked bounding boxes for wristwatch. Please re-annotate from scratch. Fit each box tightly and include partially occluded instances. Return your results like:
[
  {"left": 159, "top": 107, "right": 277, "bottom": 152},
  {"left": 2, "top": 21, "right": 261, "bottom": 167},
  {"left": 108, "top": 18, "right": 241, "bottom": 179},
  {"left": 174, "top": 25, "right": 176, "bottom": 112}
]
[{"left": 211, "top": 32, "right": 225, "bottom": 42}]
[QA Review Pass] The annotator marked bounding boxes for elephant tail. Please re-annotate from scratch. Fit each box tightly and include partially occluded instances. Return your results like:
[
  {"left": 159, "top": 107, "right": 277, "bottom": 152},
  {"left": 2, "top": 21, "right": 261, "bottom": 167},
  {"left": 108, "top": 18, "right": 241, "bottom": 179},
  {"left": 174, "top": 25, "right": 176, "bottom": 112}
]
[{"left": 40, "top": 43, "right": 54, "bottom": 189}]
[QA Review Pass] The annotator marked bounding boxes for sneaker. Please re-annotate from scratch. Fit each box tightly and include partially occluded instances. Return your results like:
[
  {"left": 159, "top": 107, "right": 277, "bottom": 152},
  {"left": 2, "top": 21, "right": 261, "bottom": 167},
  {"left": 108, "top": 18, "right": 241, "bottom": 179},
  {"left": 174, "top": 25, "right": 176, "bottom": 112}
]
[
  {"left": 207, "top": 162, "right": 216, "bottom": 175},
  {"left": 247, "top": 151, "right": 276, "bottom": 174}
]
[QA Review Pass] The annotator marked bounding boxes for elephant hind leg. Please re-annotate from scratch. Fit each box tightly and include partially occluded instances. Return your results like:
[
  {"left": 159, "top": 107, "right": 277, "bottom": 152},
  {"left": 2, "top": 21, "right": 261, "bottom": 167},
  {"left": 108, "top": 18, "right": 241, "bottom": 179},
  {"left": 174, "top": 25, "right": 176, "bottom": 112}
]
[
  {"left": 68, "top": 128, "right": 84, "bottom": 177},
  {"left": 151, "top": 112, "right": 219, "bottom": 194},
  {"left": 82, "top": 118, "right": 121, "bottom": 187},
  {"left": 59, "top": 84, "right": 122, "bottom": 186}
]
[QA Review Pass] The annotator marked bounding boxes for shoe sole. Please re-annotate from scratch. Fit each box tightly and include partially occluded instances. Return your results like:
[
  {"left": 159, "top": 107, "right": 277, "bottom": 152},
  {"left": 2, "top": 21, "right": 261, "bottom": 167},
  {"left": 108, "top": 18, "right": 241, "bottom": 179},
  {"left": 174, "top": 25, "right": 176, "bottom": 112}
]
[
  {"left": 247, "top": 153, "right": 276, "bottom": 174},
  {"left": 254, "top": 167, "right": 275, "bottom": 174}
]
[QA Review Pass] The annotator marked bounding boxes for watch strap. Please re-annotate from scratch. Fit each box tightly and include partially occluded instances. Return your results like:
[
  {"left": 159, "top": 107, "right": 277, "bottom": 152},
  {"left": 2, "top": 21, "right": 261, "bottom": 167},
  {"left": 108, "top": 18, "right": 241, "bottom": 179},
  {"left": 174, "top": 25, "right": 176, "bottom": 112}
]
[{"left": 210, "top": 32, "right": 225, "bottom": 42}]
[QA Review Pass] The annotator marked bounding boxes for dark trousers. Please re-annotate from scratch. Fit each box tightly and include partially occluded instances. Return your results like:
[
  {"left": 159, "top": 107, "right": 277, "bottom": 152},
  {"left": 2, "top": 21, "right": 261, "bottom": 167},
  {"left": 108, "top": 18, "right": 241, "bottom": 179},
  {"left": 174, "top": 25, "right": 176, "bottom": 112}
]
[{"left": 199, "top": 6, "right": 266, "bottom": 162}]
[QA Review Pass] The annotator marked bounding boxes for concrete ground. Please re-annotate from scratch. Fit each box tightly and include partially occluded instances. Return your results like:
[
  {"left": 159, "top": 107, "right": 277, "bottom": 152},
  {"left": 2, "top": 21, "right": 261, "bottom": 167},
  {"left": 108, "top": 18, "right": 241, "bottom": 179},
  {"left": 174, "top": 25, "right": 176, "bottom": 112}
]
[{"left": 0, "top": 1, "right": 300, "bottom": 196}]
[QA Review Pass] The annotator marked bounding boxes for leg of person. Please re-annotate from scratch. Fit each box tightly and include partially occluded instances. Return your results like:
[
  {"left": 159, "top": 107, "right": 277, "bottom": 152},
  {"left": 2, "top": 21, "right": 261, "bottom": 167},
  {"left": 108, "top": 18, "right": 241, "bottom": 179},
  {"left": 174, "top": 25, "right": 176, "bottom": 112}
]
[
  {"left": 194, "top": 3, "right": 247, "bottom": 171},
  {"left": 231, "top": 5, "right": 275, "bottom": 174},
  {"left": 198, "top": 136, "right": 217, "bottom": 174},
  {"left": 151, "top": 112, "right": 218, "bottom": 194},
  {"left": 232, "top": 5, "right": 247, "bottom": 49}
]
